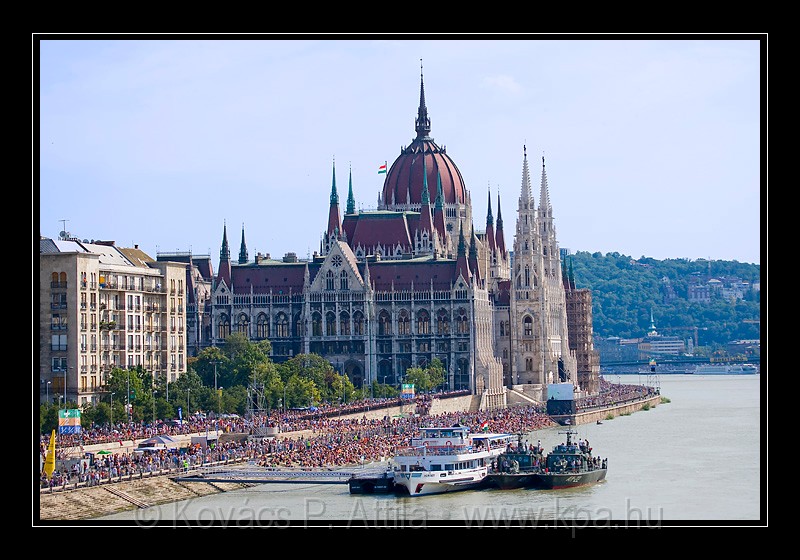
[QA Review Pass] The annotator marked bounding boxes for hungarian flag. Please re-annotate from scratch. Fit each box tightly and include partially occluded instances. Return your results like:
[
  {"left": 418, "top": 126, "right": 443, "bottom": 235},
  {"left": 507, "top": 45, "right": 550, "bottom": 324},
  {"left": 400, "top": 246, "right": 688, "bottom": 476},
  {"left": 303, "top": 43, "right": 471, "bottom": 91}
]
[
  {"left": 480, "top": 420, "right": 489, "bottom": 432},
  {"left": 378, "top": 162, "right": 387, "bottom": 174}
]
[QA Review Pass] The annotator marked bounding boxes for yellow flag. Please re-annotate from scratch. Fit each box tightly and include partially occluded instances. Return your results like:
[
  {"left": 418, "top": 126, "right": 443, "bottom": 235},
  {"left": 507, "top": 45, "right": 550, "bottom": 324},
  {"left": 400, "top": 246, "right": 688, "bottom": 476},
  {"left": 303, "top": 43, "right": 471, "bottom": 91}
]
[{"left": 44, "top": 429, "right": 56, "bottom": 479}]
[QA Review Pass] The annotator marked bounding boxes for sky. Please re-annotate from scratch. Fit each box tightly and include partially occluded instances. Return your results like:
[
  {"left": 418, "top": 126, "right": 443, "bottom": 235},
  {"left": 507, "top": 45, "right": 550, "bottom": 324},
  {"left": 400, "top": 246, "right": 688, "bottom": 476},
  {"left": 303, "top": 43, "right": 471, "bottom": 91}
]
[{"left": 37, "top": 35, "right": 763, "bottom": 266}]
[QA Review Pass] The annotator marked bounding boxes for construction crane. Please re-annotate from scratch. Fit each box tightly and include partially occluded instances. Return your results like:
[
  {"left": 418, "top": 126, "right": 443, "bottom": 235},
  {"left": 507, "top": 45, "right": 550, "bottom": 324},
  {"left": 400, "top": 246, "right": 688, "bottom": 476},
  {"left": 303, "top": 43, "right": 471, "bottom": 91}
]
[{"left": 659, "top": 326, "right": 707, "bottom": 347}]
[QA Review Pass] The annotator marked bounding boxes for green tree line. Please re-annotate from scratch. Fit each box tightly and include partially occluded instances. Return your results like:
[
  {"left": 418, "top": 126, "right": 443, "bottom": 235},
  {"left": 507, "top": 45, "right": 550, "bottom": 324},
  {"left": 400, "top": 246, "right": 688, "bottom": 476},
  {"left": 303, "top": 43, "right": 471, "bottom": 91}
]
[
  {"left": 39, "top": 333, "right": 448, "bottom": 433},
  {"left": 568, "top": 251, "right": 761, "bottom": 346}
]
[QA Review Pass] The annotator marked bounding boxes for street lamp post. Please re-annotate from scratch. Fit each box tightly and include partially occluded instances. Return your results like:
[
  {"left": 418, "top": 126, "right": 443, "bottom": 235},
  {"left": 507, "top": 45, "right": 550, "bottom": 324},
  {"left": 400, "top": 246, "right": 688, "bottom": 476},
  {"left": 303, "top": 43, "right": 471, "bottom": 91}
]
[
  {"left": 127, "top": 370, "right": 131, "bottom": 423},
  {"left": 187, "top": 388, "right": 191, "bottom": 418},
  {"left": 110, "top": 392, "right": 114, "bottom": 426},
  {"left": 218, "top": 387, "right": 223, "bottom": 415},
  {"left": 46, "top": 381, "right": 51, "bottom": 403},
  {"left": 210, "top": 360, "right": 219, "bottom": 393},
  {"left": 152, "top": 390, "right": 157, "bottom": 424},
  {"left": 283, "top": 384, "right": 287, "bottom": 413}
]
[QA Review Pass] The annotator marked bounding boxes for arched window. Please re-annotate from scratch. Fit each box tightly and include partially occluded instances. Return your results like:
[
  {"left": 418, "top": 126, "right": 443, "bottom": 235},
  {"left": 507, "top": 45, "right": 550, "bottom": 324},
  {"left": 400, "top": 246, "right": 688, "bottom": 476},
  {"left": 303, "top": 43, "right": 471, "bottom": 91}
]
[
  {"left": 276, "top": 312, "right": 289, "bottom": 338},
  {"left": 499, "top": 321, "right": 505, "bottom": 336},
  {"left": 236, "top": 313, "right": 249, "bottom": 334},
  {"left": 340, "top": 270, "right": 348, "bottom": 290},
  {"left": 436, "top": 309, "right": 450, "bottom": 334},
  {"left": 398, "top": 309, "right": 410, "bottom": 335},
  {"left": 312, "top": 312, "right": 322, "bottom": 337},
  {"left": 217, "top": 315, "right": 231, "bottom": 339},
  {"left": 525, "top": 358, "right": 533, "bottom": 371},
  {"left": 326, "top": 311, "right": 336, "bottom": 336},
  {"left": 326, "top": 270, "right": 335, "bottom": 291},
  {"left": 456, "top": 308, "right": 469, "bottom": 334},
  {"left": 340, "top": 311, "right": 350, "bottom": 336},
  {"left": 256, "top": 313, "right": 269, "bottom": 339},
  {"left": 51, "top": 272, "right": 58, "bottom": 283},
  {"left": 353, "top": 311, "right": 364, "bottom": 336},
  {"left": 524, "top": 265, "right": 530, "bottom": 287},
  {"left": 294, "top": 313, "right": 303, "bottom": 337},
  {"left": 417, "top": 309, "right": 430, "bottom": 334},
  {"left": 524, "top": 316, "right": 533, "bottom": 337},
  {"left": 378, "top": 310, "right": 391, "bottom": 336}
]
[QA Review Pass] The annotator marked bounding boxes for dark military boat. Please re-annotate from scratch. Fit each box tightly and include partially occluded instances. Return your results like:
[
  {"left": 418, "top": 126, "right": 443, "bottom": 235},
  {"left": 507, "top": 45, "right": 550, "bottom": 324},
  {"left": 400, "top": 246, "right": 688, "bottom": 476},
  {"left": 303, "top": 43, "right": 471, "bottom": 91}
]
[
  {"left": 486, "top": 436, "right": 546, "bottom": 490},
  {"left": 487, "top": 429, "right": 607, "bottom": 490},
  {"left": 534, "top": 428, "right": 607, "bottom": 489}
]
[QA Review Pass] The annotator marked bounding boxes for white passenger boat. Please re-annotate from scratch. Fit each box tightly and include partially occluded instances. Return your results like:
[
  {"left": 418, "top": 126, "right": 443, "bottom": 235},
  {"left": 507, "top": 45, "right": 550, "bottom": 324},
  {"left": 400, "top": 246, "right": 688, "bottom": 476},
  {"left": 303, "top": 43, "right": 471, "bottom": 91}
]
[
  {"left": 390, "top": 424, "right": 514, "bottom": 496},
  {"left": 693, "top": 363, "right": 758, "bottom": 375}
]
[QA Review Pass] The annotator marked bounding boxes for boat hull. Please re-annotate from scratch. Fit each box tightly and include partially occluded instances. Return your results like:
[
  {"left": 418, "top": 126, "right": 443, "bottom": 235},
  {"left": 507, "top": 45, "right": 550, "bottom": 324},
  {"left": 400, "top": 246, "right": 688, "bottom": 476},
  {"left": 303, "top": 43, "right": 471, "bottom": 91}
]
[
  {"left": 392, "top": 468, "right": 489, "bottom": 496},
  {"left": 534, "top": 468, "right": 607, "bottom": 489},
  {"left": 486, "top": 472, "right": 540, "bottom": 490}
]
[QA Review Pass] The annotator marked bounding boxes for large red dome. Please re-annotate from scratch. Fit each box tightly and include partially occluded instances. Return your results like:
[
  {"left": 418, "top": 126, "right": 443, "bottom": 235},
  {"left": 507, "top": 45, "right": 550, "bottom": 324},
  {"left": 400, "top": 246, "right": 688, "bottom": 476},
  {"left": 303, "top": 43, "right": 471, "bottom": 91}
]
[
  {"left": 382, "top": 141, "right": 466, "bottom": 206},
  {"left": 381, "top": 69, "right": 467, "bottom": 207}
]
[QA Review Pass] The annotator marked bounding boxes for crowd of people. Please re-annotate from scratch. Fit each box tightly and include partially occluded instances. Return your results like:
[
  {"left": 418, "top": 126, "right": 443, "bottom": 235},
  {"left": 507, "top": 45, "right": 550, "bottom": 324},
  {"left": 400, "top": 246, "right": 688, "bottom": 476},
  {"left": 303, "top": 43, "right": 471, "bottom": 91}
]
[{"left": 39, "top": 381, "right": 655, "bottom": 490}]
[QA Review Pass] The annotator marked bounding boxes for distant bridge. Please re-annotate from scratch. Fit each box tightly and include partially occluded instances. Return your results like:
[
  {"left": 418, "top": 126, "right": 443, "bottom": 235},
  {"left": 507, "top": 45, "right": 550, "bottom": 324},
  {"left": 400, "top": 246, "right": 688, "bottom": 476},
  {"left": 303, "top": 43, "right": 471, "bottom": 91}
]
[{"left": 601, "top": 356, "right": 759, "bottom": 367}]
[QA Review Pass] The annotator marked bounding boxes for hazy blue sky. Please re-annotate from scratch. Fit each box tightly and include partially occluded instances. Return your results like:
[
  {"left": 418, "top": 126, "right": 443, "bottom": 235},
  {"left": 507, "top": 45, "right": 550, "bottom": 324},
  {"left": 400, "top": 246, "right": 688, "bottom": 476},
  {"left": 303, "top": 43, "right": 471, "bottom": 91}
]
[{"left": 37, "top": 36, "right": 762, "bottom": 265}]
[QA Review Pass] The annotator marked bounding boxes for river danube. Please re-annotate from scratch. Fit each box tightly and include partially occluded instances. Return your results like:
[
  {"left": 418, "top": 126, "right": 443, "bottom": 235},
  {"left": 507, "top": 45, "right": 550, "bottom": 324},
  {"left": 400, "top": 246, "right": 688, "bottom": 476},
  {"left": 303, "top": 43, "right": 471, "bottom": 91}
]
[{"left": 98, "top": 374, "right": 762, "bottom": 526}]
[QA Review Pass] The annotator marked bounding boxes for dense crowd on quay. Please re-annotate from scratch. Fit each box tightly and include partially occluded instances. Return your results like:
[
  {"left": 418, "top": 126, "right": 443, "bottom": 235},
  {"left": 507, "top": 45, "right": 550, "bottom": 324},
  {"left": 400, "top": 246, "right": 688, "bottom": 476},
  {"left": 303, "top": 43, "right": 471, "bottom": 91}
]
[{"left": 38, "top": 381, "right": 658, "bottom": 490}]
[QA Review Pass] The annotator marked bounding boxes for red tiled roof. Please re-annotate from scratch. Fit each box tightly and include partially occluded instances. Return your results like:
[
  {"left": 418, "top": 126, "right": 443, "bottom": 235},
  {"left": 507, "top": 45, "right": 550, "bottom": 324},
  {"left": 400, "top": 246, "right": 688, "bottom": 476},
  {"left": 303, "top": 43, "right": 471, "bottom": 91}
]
[
  {"left": 367, "top": 258, "right": 461, "bottom": 291},
  {"left": 230, "top": 262, "right": 321, "bottom": 294},
  {"left": 348, "top": 212, "right": 414, "bottom": 254}
]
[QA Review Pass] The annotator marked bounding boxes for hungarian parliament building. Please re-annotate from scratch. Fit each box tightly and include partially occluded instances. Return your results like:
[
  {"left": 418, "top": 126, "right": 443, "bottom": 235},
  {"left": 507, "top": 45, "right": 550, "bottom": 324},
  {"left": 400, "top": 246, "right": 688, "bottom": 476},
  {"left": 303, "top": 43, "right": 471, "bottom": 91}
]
[{"left": 170, "top": 70, "right": 600, "bottom": 409}]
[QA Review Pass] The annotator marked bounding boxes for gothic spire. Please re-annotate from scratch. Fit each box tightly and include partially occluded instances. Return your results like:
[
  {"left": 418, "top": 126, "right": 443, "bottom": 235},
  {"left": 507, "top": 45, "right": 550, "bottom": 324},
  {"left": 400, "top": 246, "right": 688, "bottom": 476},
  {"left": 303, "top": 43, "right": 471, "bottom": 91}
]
[
  {"left": 217, "top": 220, "right": 232, "bottom": 288},
  {"left": 457, "top": 221, "right": 466, "bottom": 256},
  {"left": 220, "top": 220, "right": 230, "bottom": 262},
  {"left": 433, "top": 171, "right": 447, "bottom": 244},
  {"left": 418, "top": 152, "right": 434, "bottom": 237},
  {"left": 539, "top": 154, "right": 552, "bottom": 214},
  {"left": 415, "top": 59, "right": 431, "bottom": 140},
  {"left": 469, "top": 224, "right": 478, "bottom": 259},
  {"left": 346, "top": 164, "right": 356, "bottom": 215},
  {"left": 455, "top": 220, "right": 471, "bottom": 281},
  {"left": 327, "top": 158, "right": 342, "bottom": 237},
  {"left": 519, "top": 144, "right": 534, "bottom": 209},
  {"left": 496, "top": 192, "right": 506, "bottom": 256},
  {"left": 485, "top": 185, "right": 496, "bottom": 254},
  {"left": 469, "top": 224, "right": 481, "bottom": 284},
  {"left": 238, "top": 223, "right": 248, "bottom": 264},
  {"left": 330, "top": 158, "right": 339, "bottom": 205}
]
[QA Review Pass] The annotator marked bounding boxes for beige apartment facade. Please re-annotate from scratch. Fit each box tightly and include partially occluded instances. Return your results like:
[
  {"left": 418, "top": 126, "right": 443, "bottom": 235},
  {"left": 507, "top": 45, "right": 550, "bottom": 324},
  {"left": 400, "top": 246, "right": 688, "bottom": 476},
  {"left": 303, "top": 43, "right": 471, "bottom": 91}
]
[{"left": 39, "top": 237, "right": 187, "bottom": 407}]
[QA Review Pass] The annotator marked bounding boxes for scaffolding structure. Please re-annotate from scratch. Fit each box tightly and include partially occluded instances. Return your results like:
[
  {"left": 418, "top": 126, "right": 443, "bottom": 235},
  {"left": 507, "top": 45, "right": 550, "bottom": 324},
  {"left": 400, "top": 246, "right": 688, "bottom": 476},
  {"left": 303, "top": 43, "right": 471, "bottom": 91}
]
[{"left": 565, "top": 287, "right": 601, "bottom": 394}]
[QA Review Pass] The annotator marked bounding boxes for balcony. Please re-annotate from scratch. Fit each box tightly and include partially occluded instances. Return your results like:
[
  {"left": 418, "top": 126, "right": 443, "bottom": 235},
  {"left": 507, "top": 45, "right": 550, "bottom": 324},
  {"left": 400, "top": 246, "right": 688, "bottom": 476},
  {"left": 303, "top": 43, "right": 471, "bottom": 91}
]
[{"left": 50, "top": 281, "right": 67, "bottom": 289}]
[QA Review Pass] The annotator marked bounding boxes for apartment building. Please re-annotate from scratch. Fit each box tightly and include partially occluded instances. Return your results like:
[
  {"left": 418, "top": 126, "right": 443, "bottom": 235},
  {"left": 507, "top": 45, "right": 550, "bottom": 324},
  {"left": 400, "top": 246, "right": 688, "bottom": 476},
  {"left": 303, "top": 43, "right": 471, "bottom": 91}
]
[{"left": 39, "top": 236, "right": 187, "bottom": 406}]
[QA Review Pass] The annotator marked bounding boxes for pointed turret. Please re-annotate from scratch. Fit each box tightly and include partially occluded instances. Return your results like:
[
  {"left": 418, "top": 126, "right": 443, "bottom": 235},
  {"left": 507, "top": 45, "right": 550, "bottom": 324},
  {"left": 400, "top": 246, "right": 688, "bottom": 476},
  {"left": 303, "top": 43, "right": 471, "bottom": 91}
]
[
  {"left": 217, "top": 221, "right": 232, "bottom": 287},
  {"left": 433, "top": 171, "right": 447, "bottom": 248},
  {"left": 496, "top": 192, "right": 506, "bottom": 256},
  {"left": 469, "top": 224, "right": 482, "bottom": 284},
  {"left": 363, "top": 257, "right": 371, "bottom": 291},
  {"left": 485, "top": 186, "right": 496, "bottom": 255},
  {"left": 303, "top": 261, "right": 311, "bottom": 288},
  {"left": 415, "top": 59, "right": 431, "bottom": 140},
  {"left": 519, "top": 145, "right": 534, "bottom": 210},
  {"left": 238, "top": 223, "right": 248, "bottom": 264},
  {"left": 418, "top": 153, "right": 434, "bottom": 237},
  {"left": 327, "top": 158, "right": 342, "bottom": 237},
  {"left": 346, "top": 164, "right": 356, "bottom": 215},
  {"left": 539, "top": 155, "right": 552, "bottom": 217},
  {"left": 455, "top": 221, "right": 471, "bottom": 281}
]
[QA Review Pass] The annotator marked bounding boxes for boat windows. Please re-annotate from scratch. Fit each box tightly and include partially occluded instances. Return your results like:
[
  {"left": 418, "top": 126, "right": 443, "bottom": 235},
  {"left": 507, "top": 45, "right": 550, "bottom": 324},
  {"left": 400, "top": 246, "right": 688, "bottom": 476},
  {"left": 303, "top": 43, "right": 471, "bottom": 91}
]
[{"left": 430, "top": 464, "right": 442, "bottom": 471}]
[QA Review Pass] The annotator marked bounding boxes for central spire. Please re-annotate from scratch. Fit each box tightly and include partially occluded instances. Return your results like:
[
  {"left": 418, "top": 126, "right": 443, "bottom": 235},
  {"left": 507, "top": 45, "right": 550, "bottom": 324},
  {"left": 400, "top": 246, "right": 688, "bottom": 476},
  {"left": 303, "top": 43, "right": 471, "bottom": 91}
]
[{"left": 415, "top": 59, "right": 431, "bottom": 140}]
